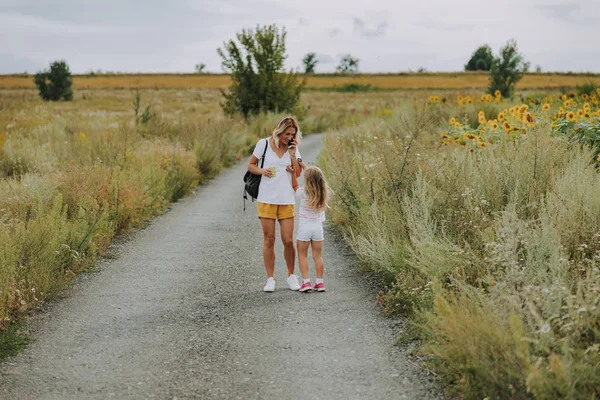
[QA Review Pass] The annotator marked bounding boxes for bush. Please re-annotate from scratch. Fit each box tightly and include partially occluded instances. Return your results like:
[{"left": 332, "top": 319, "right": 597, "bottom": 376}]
[
  {"left": 335, "top": 83, "right": 372, "bottom": 93},
  {"left": 488, "top": 40, "right": 530, "bottom": 98},
  {"left": 34, "top": 60, "right": 73, "bottom": 101},
  {"left": 465, "top": 45, "right": 494, "bottom": 71},
  {"left": 217, "top": 24, "right": 304, "bottom": 118},
  {"left": 575, "top": 81, "right": 598, "bottom": 96}
]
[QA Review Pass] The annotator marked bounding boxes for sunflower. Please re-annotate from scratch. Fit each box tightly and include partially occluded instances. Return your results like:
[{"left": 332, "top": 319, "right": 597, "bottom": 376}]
[
  {"left": 503, "top": 121, "right": 512, "bottom": 131},
  {"left": 523, "top": 112, "right": 535, "bottom": 125},
  {"left": 478, "top": 117, "right": 486, "bottom": 125},
  {"left": 463, "top": 133, "right": 479, "bottom": 140},
  {"left": 584, "top": 113, "right": 591, "bottom": 119},
  {"left": 597, "top": 153, "right": 600, "bottom": 161},
  {"left": 494, "top": 90, "right": 502, "bottom": 97},
  {"left": 519, "top": 104, "right": 529, "bottom": 114},
  {"left": 449, "top": 117, "right": 456, "bottom": 125},
  {"left": 429, "top": 95, "right": 436, "bottom": 102},
  {"left": 454, "top": 122, "right": 461, "bottom": 129},
  {"left": 582, "top": 94, "right": 589, "bottom": 100},
  {"left": 577, "top": 109, "right": 584, "bottom": 117},
  {"left": 477, "top": 141, "right": 487, "bottom": 149},
  {"left": 597, "top": 110, "right": 600, "bottom": 116},
  {"left": 440, "top": 133, "right": 450, "bottom": 140},
  {"left": 498, "top": 113, "right": 506, "bottom": 122},
  {"left": 566, "top": 111, "right": 576, "bottom": 121},
  {"left": 542, "top": 103, "right": 551, "bottom": 111},
  {"left": 491, "top": 122, "right": 499, "bottom": 130},
  {"left": 561, "top": 94, "right": 568, "bottom": 101}
]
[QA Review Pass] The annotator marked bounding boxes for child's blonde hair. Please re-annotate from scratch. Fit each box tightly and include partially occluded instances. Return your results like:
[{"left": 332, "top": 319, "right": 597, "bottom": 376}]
[
  {"left": 303, "top": 166, "right": 331, "bottom": 211},
  {"left": 272, "top": 116, "right": 302, "bottom": 148}
]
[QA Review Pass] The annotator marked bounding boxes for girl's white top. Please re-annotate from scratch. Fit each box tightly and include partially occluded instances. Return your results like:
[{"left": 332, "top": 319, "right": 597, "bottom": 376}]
[
  {"left": 296, "top": 187, "right": 326, "bottom": 222},
  {"left": 253, "top": 138, "right": 302, "bottom": 205}
]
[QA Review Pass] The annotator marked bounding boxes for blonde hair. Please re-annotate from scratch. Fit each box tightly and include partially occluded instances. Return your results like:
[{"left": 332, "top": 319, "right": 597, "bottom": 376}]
[
  {"left": 272, "top": 116, "right": 302, "bottom": 148},
  {"left": 303, "top": 166, "right": 331, "bottom": 211}
]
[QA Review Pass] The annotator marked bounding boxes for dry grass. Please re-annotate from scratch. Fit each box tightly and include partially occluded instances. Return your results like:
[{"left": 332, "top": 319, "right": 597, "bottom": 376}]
[
  {"left": 321, "top": 98, "right": 600, "bottom": 399},
  {"left": 1, "top": 73, "right": 600, "bottom": 90}
]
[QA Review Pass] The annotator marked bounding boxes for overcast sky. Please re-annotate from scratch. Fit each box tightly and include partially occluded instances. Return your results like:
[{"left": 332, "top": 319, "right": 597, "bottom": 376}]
[{"left": 0, "top": 0, "right": 598, "bottom": 74}]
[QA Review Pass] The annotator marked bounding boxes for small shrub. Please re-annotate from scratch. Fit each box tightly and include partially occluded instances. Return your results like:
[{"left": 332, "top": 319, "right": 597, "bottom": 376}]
[
  {"left": 335, "top": 83, "right": 372, "bottom": 93},
  {"left": 33, "top": 60, "right": 73, "bottom": 101},
  {"left": 488, "top": 40, "right": 530, "bottom": 98},
  {"left": 575, "top": 81, "right": 598, "bottom": 96}
]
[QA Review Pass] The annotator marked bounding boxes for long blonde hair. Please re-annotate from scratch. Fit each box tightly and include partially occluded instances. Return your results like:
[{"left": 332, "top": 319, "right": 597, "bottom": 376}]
[
  {"left": 303, "top": 166, "right": 331, "bottom": 211},
  {"left": 272, "top": 116, "right": 302, "bottom": 148}
]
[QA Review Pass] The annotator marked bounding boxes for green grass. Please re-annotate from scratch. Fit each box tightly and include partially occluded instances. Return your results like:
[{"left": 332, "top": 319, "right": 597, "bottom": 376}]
[{"left": 0, "top": 324, "right": 34, "bottom": 360}]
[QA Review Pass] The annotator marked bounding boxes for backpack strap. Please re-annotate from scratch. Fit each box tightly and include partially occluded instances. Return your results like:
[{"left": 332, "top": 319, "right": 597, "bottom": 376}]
[{"left": 243, "top": 138, "right": 269, "bottom": 211}]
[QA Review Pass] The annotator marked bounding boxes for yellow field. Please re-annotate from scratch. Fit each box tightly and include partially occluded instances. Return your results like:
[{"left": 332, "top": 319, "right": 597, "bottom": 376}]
[{"left": 1, "top": 72, "right": 599, "bottom": 90}]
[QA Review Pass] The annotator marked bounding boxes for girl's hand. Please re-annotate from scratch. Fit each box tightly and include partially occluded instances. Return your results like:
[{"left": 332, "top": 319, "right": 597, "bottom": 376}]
[{"left": 285, "top": 165, "right": 295, "bottom": 173}]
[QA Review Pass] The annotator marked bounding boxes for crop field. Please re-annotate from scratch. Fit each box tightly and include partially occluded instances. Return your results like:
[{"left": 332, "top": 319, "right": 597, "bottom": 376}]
[{"left": 1, "top": 72, "right": 600, "bottom": 90}]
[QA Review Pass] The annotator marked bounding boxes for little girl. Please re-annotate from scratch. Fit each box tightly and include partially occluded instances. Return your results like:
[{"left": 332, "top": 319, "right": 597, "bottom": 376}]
[{"left": 291, "top": 166, "right": 331, "bottom": 292}]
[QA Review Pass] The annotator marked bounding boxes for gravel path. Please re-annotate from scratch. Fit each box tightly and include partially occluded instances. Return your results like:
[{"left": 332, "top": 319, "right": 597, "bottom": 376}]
[{"left": 0, "top": 134, "right": 442, "bottom": 399}]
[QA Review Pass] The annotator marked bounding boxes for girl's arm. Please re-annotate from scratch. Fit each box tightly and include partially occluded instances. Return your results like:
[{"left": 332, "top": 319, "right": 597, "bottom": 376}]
[{"left": 291, "top": 165, "right": 300, "bottom": 192}]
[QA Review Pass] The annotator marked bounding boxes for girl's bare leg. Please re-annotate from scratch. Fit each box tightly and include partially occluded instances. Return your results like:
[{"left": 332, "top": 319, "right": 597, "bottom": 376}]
[
  {"left": 311, "top": 240, "right": 324, "bottom": 279},
  {"left": 260, "top": 218, "right": 276, "bottom": 277},
  {"left": 296, "top": 240, "right": 310, "bottom": 279}
]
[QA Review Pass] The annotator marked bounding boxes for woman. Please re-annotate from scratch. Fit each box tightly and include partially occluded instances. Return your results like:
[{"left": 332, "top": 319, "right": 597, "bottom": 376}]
[{"left": 247, "top": 116, "right": 305, "bottom": 292}]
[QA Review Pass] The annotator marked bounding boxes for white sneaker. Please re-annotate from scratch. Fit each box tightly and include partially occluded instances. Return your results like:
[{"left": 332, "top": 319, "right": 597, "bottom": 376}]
[
  {"left": 263, "top": 278, "right": 275, "bottom": 292},
  {"left": 287, "top": 275, "right": 301, "bottom": 291}
]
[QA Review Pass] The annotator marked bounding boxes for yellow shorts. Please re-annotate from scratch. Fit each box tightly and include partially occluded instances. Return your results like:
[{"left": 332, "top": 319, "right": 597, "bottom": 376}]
[{"left": 257, "top": 203, "right": 296, "bottom": 220}]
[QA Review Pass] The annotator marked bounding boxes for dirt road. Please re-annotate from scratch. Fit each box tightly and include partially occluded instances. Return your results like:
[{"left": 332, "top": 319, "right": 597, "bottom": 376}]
[{"left": 0, "top": 134, "right": 441, "bottom": 399}]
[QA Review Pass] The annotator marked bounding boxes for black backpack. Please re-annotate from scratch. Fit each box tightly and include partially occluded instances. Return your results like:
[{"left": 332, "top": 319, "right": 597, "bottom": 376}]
[{"left": 243, "top": 138, "right": 268, "bottom": 210}]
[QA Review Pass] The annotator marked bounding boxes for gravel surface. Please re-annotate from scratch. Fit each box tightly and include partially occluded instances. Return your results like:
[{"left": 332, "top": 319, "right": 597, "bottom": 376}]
[{"left": 0, "top": 134, "right": 443, "bottom": 399}]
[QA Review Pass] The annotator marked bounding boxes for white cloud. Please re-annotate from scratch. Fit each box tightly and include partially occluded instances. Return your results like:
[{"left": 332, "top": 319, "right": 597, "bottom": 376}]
[{"left": 0, "top": 0, "right": 598, "bottom": 74}]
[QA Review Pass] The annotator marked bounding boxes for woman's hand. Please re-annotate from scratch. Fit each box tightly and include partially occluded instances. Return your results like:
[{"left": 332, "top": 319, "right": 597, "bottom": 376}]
[{"left": 262, "top": 168, "right": 274, "bottom": 178}]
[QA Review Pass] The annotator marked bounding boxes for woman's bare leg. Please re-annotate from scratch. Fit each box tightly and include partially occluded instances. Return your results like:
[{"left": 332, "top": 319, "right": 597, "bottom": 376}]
[
  {"left": 311, "top": 240, "right": 324, "bottom": 279},
  {"left": 296, "top": 240, "right": 310, "bottom": 279},
  {"left": 260, "top": 218, "right": 276, "bottom": 277},
  {"left": 278, "top": 217, "right": 295, "bottom": 275}
]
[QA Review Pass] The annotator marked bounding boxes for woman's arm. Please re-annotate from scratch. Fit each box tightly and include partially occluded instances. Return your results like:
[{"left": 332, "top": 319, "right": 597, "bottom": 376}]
[{"left": 248, "top": 155, "right": 272, "bottom": 177}]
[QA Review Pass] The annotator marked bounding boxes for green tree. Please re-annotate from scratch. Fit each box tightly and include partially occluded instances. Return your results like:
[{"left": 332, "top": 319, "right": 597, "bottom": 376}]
[
  {"left": 217, "top": 24, "right": 303, "bottom": 118},
  {"left": 464, "top": 45, "right": 494, "bottom": 71},
  {"left": 195, "top": 63, "right": 206, "bottom": 73},
  {"left": 336, "top": 54, "right": 359, "bottom": 74},
  {"left": 488, "top": 39, "right": 530, "bottom": 97},
  {"left": 302, "top": 52, "right": 318, "bottom": 74},
  {"left": 33, "top": 60, "right": 73, "bottom": 101}
]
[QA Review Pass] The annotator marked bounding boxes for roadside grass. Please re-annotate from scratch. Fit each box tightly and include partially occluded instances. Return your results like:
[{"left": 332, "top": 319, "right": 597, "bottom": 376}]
[
  {"left": 0, "top": 324, "right": 33, "bottom": 361},
  {"left": 321, "top": 93, "right": 600, "bottom": 399}
]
